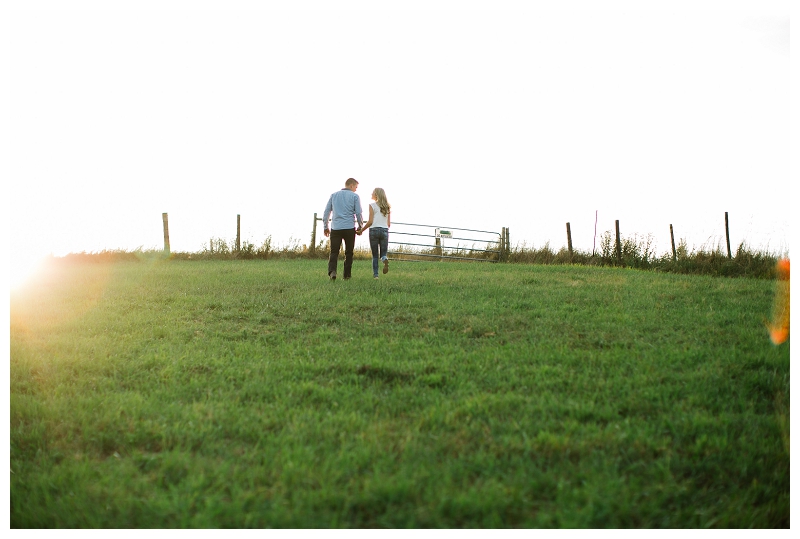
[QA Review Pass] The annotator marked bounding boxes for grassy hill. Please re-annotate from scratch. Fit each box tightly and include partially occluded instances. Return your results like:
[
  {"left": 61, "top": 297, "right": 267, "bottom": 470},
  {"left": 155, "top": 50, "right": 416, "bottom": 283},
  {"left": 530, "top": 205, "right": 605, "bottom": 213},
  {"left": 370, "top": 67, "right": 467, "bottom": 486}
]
[{"left": 10, "top": 258, "right": 789, "bottom": 527}]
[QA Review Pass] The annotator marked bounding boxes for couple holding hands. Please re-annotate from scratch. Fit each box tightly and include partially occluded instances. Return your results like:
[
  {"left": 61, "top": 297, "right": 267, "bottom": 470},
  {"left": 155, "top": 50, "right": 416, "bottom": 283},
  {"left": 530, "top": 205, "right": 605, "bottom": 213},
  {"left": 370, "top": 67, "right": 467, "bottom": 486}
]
[{"left": 322, "top": 178, "right": 391, "bottom": 281}]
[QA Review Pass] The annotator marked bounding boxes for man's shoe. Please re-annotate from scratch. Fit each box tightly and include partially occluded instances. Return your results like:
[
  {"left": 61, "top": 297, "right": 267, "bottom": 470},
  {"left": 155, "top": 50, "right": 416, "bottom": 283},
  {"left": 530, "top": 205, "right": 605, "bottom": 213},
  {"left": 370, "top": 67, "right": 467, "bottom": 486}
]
[
  {"left": 330, "top": 271, "right": 336, "bottom": 281},
  {"left": 383, "top": 258, "right": 389, "bottom": 274}
]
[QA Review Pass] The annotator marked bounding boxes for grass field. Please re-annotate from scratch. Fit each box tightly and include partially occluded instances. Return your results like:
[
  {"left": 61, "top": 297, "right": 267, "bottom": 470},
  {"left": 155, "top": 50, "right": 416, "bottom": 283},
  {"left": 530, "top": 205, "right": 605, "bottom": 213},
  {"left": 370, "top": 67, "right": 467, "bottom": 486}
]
[{"left": 10, "top": 258, "right": 790, "bottom": 528}]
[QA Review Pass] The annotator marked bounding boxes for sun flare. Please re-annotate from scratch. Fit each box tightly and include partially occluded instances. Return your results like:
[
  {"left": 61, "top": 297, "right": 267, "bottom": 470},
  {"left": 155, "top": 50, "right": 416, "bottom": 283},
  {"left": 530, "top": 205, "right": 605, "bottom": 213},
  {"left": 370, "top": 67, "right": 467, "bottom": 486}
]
[{"left": 9, "top": 251, "right": 50, "bottom": 291}]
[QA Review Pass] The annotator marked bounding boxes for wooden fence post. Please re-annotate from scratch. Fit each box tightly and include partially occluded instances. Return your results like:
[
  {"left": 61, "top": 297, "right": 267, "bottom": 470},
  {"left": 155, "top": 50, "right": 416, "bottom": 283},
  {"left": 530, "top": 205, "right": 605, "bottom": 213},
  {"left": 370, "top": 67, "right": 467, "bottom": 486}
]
[
  {"left": 725, "top": 211, "right": 732, "bottom": 259},
  {"left": 670, "top": 224, "right": 677, "bottom": 262},
  {"left": 498, "top": 228, "right": 504, "bottom": 261},
  {"left": 162, "top": 213, "right": 170, "bottom": 255},
  {"left": 311, "top": 213, "right": 318, "bottom": 253},
  {"left": 615, "top": 220, "right": 622, "bottom": 265},
  {"left": 499, "top": 227, "right": 509, "bottom": 261},
  {"left": 566, "top": 222, "right": 573, "bottom": 258},
  {"left": 506, "top": 228, "right": 510, "bottom": 260},
  {"left": 236, "top": 214, "right": 241, "bottom": 253}
]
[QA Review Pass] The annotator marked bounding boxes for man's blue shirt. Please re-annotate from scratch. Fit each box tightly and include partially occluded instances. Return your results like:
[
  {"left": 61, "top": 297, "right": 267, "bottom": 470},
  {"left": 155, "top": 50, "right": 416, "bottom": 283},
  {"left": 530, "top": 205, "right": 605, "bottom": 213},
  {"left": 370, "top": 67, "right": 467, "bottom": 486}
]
[{"left": 323, "top": 189, "right": 363, "bottom": 231}]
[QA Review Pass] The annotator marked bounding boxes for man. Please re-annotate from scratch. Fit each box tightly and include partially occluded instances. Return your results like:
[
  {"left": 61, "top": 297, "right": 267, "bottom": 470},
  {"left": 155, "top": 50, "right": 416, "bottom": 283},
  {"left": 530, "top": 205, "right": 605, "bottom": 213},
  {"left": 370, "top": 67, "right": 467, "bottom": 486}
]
[{"left": 322, "top": 177, "right": 363, "bottom": 280}]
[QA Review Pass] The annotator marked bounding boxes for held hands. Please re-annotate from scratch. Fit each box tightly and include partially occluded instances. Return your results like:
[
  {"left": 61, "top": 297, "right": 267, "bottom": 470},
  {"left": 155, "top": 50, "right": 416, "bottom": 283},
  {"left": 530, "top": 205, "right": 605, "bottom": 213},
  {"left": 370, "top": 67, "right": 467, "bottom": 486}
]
[{"left": 356, "top": 226, "right": 363, "bottom": 236}]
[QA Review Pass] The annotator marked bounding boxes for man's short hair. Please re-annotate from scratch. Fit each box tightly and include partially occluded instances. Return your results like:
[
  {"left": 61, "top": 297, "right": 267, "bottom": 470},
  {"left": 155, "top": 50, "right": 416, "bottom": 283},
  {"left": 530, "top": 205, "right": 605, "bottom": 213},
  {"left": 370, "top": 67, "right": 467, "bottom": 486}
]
[{"left": 345, "top": 178, "right": 359, "bottom": 187}]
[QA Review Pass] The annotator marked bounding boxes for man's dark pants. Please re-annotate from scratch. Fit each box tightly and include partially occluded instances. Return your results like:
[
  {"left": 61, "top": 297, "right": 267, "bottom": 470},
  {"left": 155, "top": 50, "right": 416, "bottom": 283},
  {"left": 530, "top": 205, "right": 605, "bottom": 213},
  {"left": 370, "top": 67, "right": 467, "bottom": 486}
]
[{"left": 328, "top": 228, "right": 356, "bottom": 278}]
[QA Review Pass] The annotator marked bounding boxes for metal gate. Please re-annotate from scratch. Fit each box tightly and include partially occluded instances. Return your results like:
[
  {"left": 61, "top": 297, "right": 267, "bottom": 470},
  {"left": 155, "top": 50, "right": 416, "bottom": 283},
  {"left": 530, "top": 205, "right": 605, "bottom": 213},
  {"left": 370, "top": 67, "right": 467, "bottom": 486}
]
[{"left": 387, "top": 222, "right": 510, "bottom": 262}]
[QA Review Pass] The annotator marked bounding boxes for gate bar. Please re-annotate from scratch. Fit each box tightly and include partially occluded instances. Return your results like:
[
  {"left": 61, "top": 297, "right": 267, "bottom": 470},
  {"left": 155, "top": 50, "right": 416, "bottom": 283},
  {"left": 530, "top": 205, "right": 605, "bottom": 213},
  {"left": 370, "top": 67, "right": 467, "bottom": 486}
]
[
  {"left": 390, "top": 231, "right": 500, "bottom": 243},
  {"left": 388, "top": 252, "right": 497, "bottom": 262},
  {"left": 389, "top": 241, "right": 499, "bottom": 254},
  {"left": 391, "top": 221, "right": 501, "bottom": 236}
]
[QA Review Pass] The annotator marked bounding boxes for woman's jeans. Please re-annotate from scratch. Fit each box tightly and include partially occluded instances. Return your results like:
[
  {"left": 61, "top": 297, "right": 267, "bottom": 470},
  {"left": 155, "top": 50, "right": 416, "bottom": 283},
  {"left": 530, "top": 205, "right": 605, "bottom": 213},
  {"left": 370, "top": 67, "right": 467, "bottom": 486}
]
[{"left": 369, "top": 227, "right": 389, "bottom": 276}]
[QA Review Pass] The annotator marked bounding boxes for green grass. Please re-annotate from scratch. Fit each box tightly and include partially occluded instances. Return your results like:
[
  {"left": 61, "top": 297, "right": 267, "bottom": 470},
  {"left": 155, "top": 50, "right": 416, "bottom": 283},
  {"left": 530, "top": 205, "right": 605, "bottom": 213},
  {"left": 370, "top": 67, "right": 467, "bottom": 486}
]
[{"left": 10, "top": 259, "right": 790, "bottom": 528}]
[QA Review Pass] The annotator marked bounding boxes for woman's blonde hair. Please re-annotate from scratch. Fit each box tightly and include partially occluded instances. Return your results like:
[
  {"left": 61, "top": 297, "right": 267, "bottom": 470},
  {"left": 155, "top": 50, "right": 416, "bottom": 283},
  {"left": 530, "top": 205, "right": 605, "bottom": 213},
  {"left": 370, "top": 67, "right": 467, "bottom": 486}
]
[{"left": 372, "top": 188, "right": 391, "bottom": 217}]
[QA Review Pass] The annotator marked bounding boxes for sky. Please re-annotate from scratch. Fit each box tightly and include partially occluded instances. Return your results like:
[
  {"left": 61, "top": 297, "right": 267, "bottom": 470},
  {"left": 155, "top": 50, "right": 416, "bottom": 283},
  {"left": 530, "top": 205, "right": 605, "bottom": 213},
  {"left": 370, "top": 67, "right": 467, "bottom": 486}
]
[{"left": 5, "top": 0, "right": 794, "bottom": 281}]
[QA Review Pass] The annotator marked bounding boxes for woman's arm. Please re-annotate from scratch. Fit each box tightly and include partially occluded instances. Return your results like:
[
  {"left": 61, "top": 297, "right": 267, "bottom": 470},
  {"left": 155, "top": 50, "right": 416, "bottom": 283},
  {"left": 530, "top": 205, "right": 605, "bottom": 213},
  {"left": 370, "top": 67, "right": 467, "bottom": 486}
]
[
  {"left": 387, "top": 212, "right": 390, "bottom": 228},
  {"left": 359, "top": 205, "right": 375, "bottom": 235}
]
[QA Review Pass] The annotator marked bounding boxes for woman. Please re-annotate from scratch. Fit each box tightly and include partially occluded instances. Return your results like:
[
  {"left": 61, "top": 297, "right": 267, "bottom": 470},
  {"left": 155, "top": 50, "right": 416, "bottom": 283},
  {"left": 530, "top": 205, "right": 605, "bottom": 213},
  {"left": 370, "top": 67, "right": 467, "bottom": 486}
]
[{"left": 359, "top": 187, "right": 391, "bottom": 279}]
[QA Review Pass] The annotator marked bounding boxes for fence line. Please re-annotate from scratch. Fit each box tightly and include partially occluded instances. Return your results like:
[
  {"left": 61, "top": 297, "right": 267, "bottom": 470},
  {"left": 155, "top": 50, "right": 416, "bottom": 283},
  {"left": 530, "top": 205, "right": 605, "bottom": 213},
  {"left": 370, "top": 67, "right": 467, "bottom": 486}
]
[{"left": 159, "top": 211, "right": 775, "bottom": 264}]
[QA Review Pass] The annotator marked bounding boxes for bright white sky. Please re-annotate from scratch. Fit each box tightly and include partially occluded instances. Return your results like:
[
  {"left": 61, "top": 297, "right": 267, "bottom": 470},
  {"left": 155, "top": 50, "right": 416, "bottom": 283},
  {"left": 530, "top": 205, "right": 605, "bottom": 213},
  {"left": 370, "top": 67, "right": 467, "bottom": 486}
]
[{"left": 6, "top": 0, "right": 793, "bottom": 268}]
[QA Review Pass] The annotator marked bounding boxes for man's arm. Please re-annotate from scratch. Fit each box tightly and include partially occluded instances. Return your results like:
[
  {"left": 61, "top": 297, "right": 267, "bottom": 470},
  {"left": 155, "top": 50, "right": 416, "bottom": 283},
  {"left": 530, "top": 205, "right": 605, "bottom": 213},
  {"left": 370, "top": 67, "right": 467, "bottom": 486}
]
[
  {"left": 354, "top": 194, "right": 363, "bottom": 229},
  {"left": 322, "top": 195, "right": 333, "bottom": 235}
]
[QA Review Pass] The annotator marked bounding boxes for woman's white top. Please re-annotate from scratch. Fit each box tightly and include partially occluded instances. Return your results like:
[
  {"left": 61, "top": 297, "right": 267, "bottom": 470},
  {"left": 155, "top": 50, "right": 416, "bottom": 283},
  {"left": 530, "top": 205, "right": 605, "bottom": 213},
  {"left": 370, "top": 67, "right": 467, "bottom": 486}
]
[{"left": 370, "top": 202, "right": 390, "bottom": 229}]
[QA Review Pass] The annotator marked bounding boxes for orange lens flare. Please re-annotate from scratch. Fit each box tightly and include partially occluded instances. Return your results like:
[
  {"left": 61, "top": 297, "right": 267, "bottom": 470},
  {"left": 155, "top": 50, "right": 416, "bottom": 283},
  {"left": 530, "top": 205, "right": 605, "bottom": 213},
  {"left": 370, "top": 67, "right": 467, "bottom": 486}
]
[{"left": 769, "top": 258, "right": 789, "bottom": 345}]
